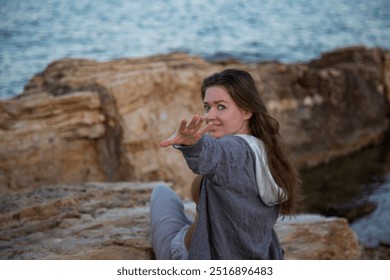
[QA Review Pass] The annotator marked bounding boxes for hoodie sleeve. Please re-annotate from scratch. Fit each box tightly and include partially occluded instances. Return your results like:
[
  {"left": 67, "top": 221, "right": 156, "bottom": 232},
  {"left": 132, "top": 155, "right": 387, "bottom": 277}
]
[{"left": 174, "top": 134, "right": 252, "bottom": 184}]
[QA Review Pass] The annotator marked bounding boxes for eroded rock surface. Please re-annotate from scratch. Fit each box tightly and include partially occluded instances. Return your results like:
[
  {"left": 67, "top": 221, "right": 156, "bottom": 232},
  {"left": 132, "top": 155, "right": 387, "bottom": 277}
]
[
  {"left": 0, "top": 183, "right": 361, "bottom": 260},
  {"left": 0, "top": 46, "right": 388, "bottom": 260},
  {"left": 0, "top": 46, "right": 389, "bottom": 197}
]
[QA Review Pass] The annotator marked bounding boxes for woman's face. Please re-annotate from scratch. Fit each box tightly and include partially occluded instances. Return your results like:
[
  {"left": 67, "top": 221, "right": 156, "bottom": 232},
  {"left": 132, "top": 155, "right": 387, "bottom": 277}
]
[{"left": 203, "top": 86, "right": 252, "bottom": 138}]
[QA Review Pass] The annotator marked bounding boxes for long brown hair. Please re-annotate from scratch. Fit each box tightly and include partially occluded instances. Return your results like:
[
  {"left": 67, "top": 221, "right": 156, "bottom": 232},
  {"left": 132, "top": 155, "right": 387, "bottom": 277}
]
[{"left": 201, "top": 68, "right": 301, "bottom": 215}]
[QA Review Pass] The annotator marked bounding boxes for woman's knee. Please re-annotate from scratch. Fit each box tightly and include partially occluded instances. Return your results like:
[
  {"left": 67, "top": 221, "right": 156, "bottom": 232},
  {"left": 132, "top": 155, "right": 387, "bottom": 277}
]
[{"left": 151, "top": 184, "right": 173, "bottom": 203}]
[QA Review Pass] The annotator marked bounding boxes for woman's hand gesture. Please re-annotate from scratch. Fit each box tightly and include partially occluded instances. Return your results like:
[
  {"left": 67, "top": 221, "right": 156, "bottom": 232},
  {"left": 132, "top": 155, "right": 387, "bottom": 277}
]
[{"left": 160, "top": 115, "right": 213, "bottom": 148}]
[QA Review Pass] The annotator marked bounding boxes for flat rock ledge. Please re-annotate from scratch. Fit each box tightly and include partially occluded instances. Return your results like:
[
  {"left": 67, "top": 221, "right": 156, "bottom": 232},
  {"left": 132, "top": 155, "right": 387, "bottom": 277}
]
[{"left": 0, "top": 182, "right": 361, "bottom": 260}]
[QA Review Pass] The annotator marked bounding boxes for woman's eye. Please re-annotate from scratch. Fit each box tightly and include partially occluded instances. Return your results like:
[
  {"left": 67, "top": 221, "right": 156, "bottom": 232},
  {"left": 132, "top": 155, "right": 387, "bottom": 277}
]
[
  {"left": 204, "top": 105, "right": 210, "bottom": 112},
  {"left": 217, "top": 104, "right": 226, "bottom": 110}
]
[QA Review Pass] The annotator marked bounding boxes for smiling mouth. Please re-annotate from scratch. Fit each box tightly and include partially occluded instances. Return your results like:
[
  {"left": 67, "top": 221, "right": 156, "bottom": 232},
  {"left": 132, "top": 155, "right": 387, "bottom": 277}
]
[{"left": 210, "top": 124, "right": 222, "bottom": 132}]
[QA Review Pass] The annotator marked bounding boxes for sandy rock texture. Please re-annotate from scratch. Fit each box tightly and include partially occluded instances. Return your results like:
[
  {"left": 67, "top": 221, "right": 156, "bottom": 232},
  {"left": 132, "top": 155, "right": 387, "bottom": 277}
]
[
  {"left": 0, "top": 183, "right": 361, "bottom": 260},
  {"left": 0, "top": 46, "right": 389, "bottom": 197},
  {"left": 0, "top": 46, "right": 389, "bottom": 260}
]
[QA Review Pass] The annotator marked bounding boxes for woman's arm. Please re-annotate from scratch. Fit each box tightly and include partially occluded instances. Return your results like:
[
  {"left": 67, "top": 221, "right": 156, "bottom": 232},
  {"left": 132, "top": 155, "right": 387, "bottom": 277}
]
[{"left": 160, "top": 115, "right": 210, "bottom": 250}]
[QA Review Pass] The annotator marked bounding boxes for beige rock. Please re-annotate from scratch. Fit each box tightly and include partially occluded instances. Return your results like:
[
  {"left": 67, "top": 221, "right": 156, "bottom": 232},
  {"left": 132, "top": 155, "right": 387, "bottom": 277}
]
[
  {"left": 276, "top": 215, "right": 361, "bottom": 259},
  {"left": 0, "top": 46, "right": 389, "bottom": 198},
  {"left": 0, "top": 91, "right": 108, "bottom": 194},
  {"left": 0, "top": 183, "right": 361, "bottom": 260}
]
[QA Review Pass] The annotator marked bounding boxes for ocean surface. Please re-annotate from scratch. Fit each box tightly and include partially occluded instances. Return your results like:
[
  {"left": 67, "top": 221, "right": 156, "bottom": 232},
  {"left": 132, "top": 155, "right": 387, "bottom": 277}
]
[
  {"left": 351, "top": 175, "right": 390, "bottom": 248},
  {"left": 1, "top": 0, "right": 389, "bottom": 99},
  {"left": 1, "top": 0, "right": 390, "bottom": 249},
  {"left": 300, "top": 142, "right": 390, "bottom": 248}
]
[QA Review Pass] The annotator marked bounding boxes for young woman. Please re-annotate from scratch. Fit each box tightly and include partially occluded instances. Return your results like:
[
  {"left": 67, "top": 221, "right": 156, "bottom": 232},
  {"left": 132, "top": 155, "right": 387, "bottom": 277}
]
[{"left": 150, "top": 68, "right": 301, "bottom": 259}]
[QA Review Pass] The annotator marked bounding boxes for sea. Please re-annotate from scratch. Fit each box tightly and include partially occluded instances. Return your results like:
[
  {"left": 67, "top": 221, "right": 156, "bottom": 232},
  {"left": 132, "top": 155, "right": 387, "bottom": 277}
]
[
  {"left": 0, "top": 0, "right": 390, "bottom": 249},
  {"left": 1, "top": 0, "right": 390, "bottom": 99}
]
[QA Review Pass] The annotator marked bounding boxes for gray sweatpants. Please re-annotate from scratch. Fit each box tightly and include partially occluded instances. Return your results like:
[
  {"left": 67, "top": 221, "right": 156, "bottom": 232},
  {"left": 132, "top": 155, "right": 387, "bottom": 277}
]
[{"left": 150, "top": 185, "right": 192, "bottom": 260}]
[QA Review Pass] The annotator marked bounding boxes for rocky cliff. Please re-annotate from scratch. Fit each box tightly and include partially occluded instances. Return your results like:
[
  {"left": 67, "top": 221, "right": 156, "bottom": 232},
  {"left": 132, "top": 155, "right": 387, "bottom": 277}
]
[
  {"left": 0, "top": 46, "right": 389, "bottom": 197},
  {"left": 0, "top": 46, "right": 389, "bottom": 259}
]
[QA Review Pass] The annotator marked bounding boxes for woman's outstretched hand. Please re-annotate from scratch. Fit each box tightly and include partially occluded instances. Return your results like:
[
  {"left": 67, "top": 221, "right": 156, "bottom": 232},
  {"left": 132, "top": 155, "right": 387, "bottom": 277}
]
[{"left": 160, "top": 115, "right": 213, "bottom": 148}]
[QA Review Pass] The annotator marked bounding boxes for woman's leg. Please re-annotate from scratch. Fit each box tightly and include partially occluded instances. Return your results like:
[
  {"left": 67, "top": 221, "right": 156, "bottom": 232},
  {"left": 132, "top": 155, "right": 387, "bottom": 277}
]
[{"left": 150, "top": 185, "right": 192, "bottom": 259}]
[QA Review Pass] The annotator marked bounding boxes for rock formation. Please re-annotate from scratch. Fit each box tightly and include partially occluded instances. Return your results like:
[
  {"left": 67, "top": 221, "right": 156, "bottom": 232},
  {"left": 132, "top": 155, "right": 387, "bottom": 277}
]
[
  {"left": 0, "top": 46, "right": 389, "bottom": 259},
  {"left": 0, "top": 46, "right": 389, "bottom": 197},
  {"left": 0, "top": 182, "right": 361, "bottom": 260}
]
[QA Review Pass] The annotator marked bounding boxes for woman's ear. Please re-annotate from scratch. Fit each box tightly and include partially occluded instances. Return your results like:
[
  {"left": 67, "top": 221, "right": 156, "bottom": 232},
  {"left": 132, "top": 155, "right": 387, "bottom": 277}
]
[{"left": 243, "top": 110, "right": 253, "bottom": 121}]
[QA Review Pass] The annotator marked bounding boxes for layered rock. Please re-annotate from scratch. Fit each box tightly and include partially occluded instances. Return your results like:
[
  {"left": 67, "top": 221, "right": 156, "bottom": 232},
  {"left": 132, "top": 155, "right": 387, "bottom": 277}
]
[
  {"left": 1, "top": 46, "right": 389, "bottom": 197},
  {"left": 0, "top": 182, "right": 156, "bottom": 259},
  {"left": 0, "top": 182, "right": 361, "bottom": 260}
]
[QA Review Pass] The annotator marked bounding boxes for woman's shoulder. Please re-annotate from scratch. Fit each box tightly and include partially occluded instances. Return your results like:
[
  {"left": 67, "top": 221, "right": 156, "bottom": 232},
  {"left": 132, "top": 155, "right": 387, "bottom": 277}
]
[
  {"left": 214, "top": 134, "right": 258, "bottom": 159},
  {"left": 218, "top": 134, "right": 260, "bottom": 148},
  {"left": 216, "top": 133, "right": 254, "bottom": 143}
]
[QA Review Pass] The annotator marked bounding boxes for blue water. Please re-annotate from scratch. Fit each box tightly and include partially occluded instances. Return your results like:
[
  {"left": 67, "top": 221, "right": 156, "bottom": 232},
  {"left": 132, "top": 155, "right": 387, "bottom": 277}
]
[
  {"left": 1, "top": 0, "right": 389, "bottom": 99},
  {"left": 351, "top": 176, "right": 390, "bottom": 248},
  {"left": 0, "top": 0, "right": 390, "bottom": 250}
]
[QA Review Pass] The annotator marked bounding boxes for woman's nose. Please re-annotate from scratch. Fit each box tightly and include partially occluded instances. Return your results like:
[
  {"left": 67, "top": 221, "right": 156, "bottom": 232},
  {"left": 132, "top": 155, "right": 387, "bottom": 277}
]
[{"left": 206, "top": 107, "right": 217, "bottom": 120}]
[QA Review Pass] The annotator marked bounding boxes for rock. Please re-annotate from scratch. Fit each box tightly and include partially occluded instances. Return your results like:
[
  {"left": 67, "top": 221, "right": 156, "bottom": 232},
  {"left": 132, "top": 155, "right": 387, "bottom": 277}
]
[
  {"left": 0, "top": 183, "right": 361, "bottom": 260},
  {"left": 276, "top": 214, "right": 361, "bottom": 259},
  {"left": 361, "top": 244, "right": 390, "bottom": 260},
  {"left": 1, "top": 47, "right": 389, "bottom": 197},
  {"left": 0, "top": 47, "right": 389, "bottom": 197},
  {"left": 326, "top": 201, "right": 377, "bottom": 222},
  {"left": 0, "top": 89, "right": 132, "bottom": 196},
  {"left": 0, "top": 182, "right": 158, "bottom": 259}
]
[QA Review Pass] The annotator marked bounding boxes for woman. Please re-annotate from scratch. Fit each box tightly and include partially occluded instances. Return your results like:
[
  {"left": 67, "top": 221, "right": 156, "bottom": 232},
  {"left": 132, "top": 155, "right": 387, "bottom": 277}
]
[{"left": 150, "top": 68, "right": 301, "bottom": 259}]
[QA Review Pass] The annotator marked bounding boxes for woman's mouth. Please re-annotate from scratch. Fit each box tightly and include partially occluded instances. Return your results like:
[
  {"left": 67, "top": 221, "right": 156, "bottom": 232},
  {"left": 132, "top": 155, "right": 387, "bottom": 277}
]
[{"left": 210, "top": 123, "right": 221, "bottom": 129}]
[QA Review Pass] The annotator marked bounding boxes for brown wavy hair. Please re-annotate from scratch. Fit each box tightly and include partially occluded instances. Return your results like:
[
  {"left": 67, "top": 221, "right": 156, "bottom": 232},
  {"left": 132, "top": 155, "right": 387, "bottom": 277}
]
[{"left": 201, "top": 68, "right": 301, "bottom": 215}]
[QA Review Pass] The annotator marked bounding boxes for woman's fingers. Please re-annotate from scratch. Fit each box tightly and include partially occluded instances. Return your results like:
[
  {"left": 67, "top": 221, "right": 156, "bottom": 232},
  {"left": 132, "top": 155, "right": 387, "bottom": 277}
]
[
  {"left": 193, "top": 116, "right": 205, "bottom": 131},
  {"left": 159, "top": 136, "right": 175, "bottom": 147},
  {"left": 198, "top": 121, "right": 213, "bottom": 135},
  {"left": 160, "top": 118, "right": 187, "bottom": 147},
  {"left": 160, "top": 115, "right": 210, "bottom": 148},
  {"left": 184, "top": 115, "right": 200, "bottom": 130},
  {"left": 178, "top": 118, "right": 188, "bottom": 133}
]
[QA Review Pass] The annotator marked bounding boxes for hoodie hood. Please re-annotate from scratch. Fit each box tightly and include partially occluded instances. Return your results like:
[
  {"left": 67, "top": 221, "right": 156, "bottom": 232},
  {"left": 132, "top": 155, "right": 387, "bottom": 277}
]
[{"left": 236, "top": 134, "right": 287, "bottom": 206}]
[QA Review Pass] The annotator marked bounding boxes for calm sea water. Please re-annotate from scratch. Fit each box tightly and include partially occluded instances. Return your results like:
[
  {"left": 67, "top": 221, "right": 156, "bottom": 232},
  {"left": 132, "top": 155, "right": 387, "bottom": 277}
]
[
  {"left": 1, "top": 0, "right": 390, "bottom": 248},
  {"left": 300, "top": 142, "right": 390, "bottom": 248},
  {"left": 1, "top": 0, "right": 389, "bottom": 99},
  {"left": 351, "top": 176, "right": 390, "bottom": 248}
]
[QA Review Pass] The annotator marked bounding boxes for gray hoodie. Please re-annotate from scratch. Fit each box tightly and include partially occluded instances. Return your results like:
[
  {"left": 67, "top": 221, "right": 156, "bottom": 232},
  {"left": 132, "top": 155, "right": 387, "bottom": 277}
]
[{"left": 176, "top": 134, "right": 284, "bottom": 259}]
